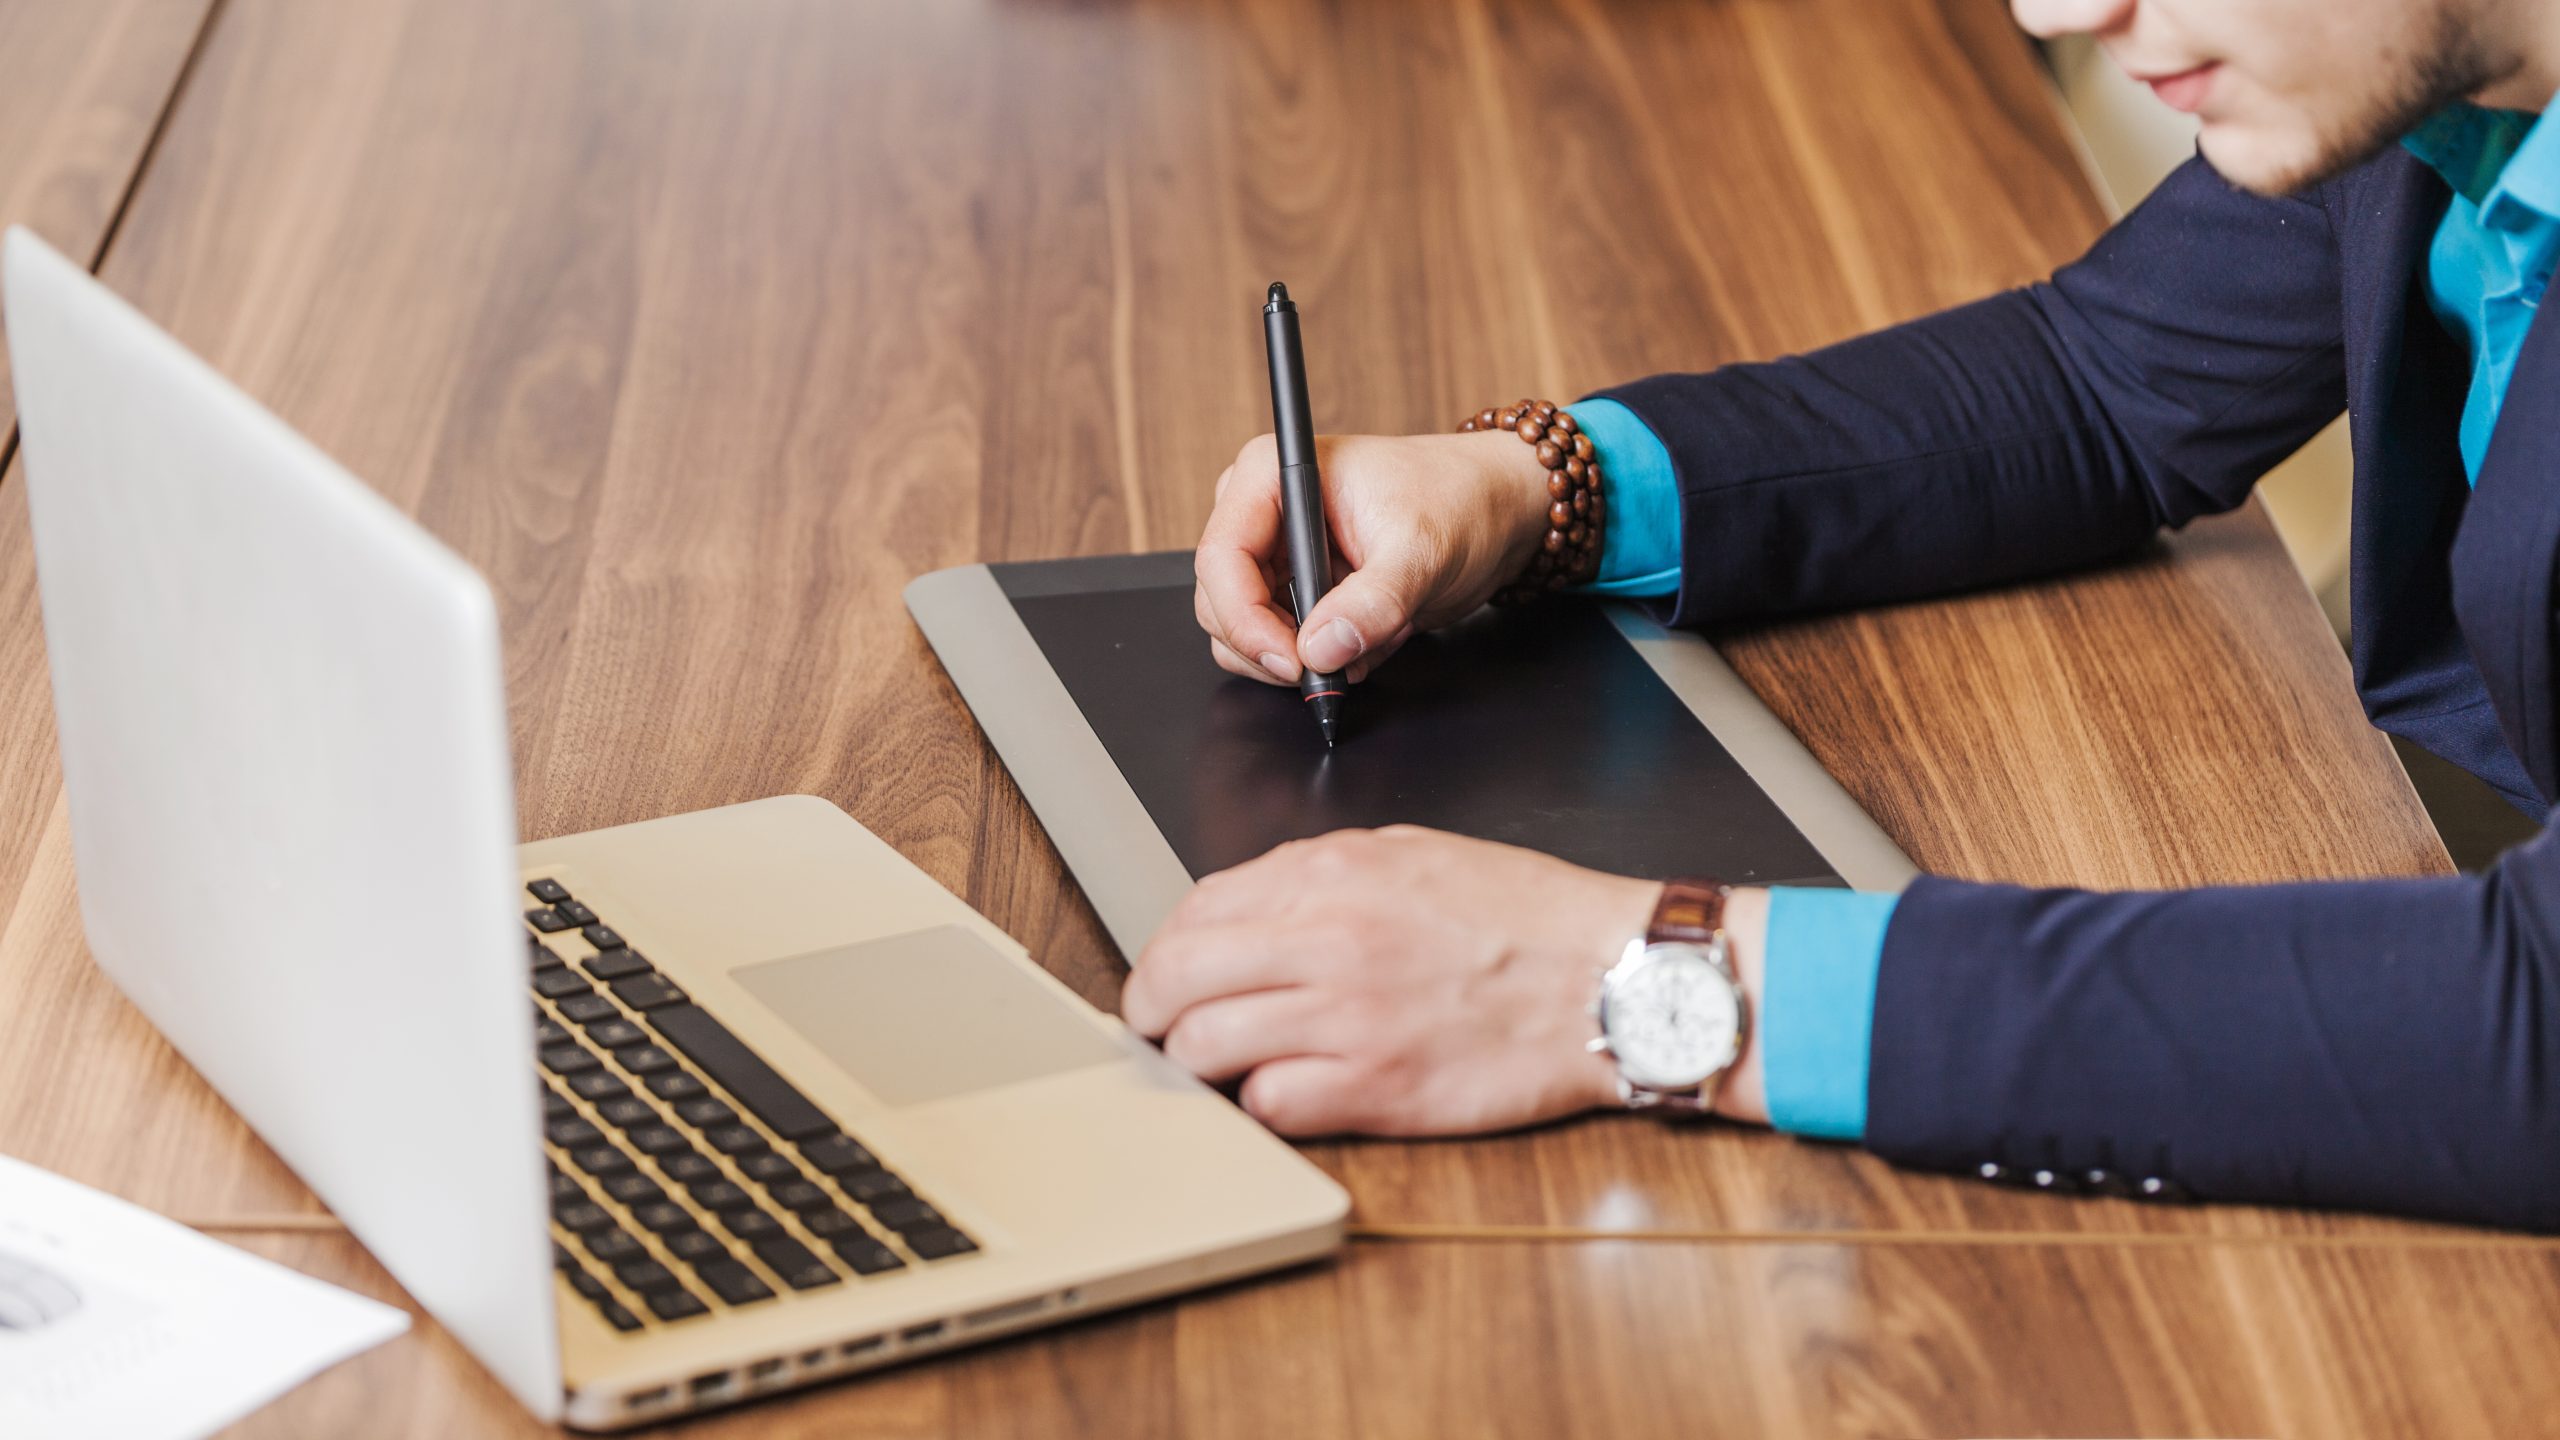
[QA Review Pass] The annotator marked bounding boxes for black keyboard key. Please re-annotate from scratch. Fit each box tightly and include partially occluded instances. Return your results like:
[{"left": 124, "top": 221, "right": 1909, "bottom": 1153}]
[
  {"left": 582, "top": 923, "right": 627, "bottom": 951},
  {"left": 674, "top": 1099, "right": 737, "bottom": 1129},
  {"left": 615, "top": 1260, "right": 680, "bottom": 1293},
  {"left": 843, "top": 1171, "right": 910, "bottom": 1206},
  {"left": 526, "top": 907, "right": 573, "bottom": 932},
  {"left": 644, "top": 1288, "right": 709, "bottom": 1322},
  {"left": 570, "top": 1145, "right": 634, "bottom": 1176},
  {"left": 596, "top": 1097, "right": 656, "bottom": 1129},
  {"left": 656, "top": 1151, "right": 720, "bottom": 1185},
  {"left": 586, "top": 950, "right": 653, "bottom": 982},
  {"left": 545, "top": 1118, "right": 603, "bottom": 1149},
  {"left": 751, "top": 1238, "right": 839, "bottom": 1291},
  {"left": 871, "top": 1198, "right": 941, "bottom": 1232},
  {"left": 554, "top": 1201, "right": 612, "bottom": 1233},
  {"left": 542, "top": 1089, "right": 573, "bottom": 1120},
  {"left": 800, "top": 1207, "right": 862, "bottom": 1240},
  {"left": 770, "top": 1181, "right": 830, "bottom": 1212},
  {"left": 583, "top": 1228, "right": 645, "bottom": 1265},
  {"left": 632, "top": 1202, "right": 695, "bottom": 1235},
  {"left": 739, "top": 1153, "right": 806, "bottom": 1185},
  {"left": 647, "top": 1071, "right": 707, "bottom": 1101},
  {"left": 553, "top": 1241, "right": 579, "bottom": 1269},
  {"left": 549, "top": 1171, "right": 584, "bottom": 1203},
  {"left": 688, "top": 1181, "right": 752, "bottom": 1211},
  {"left": 666, "top": 1229, "right": 728, "bottom": 1263},
  {"left": 697, "top": 1259, "right": 776, "bottom": 1306},
  {"left": 627, "top": 1124, "right": 690, "bottom": 1156},
  {"left": 904, "top": 1226, "right": 978, "bottom": 1260},
  {"left": 615, "top": 1044, "right": 678, "bottom": 1076},
  {"left": 567, "top": 1071, "right": 632, "bottom": 1102},
  {"left": 529, "top": 934, "right": 560, "bottom": 967},
  {"left": 533, "top": 969, "right": 592, "bottom": 1001},
  {"left": 555, "top": 900, "right": 598, "bottom": 927},
  {"left": 647, "top": 1005, "right": 837, "bottom": 1141},
  {"left": 558, "top": 994, "right": 618, "bottom": 1025},
  {"left": 613, "top": 974, "right": 686, "bottom": 1010},
  {"left": 599, "top": 1299, "right": 644, "bottom": 1332},
  {"left": 721, "top": 1209, "right": 783, "bottom": 1242},
  {"left": 567, "top": 1268, "right": 608, "bottom": 1301},
  {"left": 832, "top": 1238, "right": 905, "bottom": 1275},
  {"left": 602, "top": 1174, "right": 666, "bottom": 1207},
  {"left": 528, "top": 878, "right": 571, "bottom": 905},
  {"left": 799, "top": 1135, "right": 876, "bottom": 1175},
  {"left": 541, "top": 1044, "right": 601, "bottom": 1076},
  {"left": 705, "top": 1125, "right": 768, "bottom": 1156},
  {"left": 535, "top": 1016, "right": 571, "bottom": 1047},
  {"left": 587, "top": 1019, "right": 647, "bottom": 1050}
]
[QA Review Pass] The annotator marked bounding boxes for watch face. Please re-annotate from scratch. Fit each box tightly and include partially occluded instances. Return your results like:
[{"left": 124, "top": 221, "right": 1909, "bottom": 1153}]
[{"left": 1606, "top": 947, "right": 1741, "bottom": 1090}]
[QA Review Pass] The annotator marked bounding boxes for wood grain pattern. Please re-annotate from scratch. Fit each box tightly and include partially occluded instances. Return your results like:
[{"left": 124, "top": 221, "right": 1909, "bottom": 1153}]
[
  {"left": 0, "top": 0, "right": 2479, "bottom": 1433},
  {"left": 0, "top": 0, "right": 216, "bottom": 436},
  {"left": 216, "top": 1230, "right": 2560, "bottom": 1439}
]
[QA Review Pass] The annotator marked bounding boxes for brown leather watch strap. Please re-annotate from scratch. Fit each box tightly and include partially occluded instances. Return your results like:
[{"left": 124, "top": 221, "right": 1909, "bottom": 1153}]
[{"left": 1646, "top": 879, "right": 1732, "bottom": 946}]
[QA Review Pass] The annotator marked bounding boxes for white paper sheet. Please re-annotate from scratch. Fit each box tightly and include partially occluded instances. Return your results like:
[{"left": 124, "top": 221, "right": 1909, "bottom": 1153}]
[{"left": 0, "top": 1154, "right": 409, "bottom": 1440}]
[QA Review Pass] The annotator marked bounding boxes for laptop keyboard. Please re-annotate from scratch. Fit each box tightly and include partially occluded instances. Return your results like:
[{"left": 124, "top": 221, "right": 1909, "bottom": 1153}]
[{"left": 526, "top": 879, "right": 978, "bottom": 1333}]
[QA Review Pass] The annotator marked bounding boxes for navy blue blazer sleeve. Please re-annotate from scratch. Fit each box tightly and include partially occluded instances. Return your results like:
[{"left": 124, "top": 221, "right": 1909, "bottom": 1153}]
[
  {"left": 1873, "top": 839, "right": 2560, "bottom": 1230},
  {"left": 1592, "top": 157, "right": 2345, "bottom": 626}
]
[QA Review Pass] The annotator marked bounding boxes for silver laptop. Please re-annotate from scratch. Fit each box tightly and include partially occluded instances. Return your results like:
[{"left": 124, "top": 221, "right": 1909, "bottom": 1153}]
[{"left": 0, "top": 227, "right": 1346, "bottom": 1430}]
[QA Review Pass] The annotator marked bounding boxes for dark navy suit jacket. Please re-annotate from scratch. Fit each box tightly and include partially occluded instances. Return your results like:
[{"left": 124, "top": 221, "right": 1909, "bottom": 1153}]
[{"left": 1597, "top": 148, "right": 2560, "bottom": 1230}]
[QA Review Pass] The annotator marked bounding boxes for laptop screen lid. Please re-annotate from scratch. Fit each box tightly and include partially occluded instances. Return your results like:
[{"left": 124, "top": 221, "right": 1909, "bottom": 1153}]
[{"left": 1, "top": 229, "right": 562, "bottom": 1420}]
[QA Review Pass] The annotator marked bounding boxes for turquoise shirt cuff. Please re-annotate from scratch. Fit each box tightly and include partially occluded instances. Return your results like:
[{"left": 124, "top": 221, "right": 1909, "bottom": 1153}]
[
  {"left": 1759, "top": 886, "right": 1897, "bottom": 1141},
  {"left": 1567, "top": 397, "right": 1681, "bottom": 598}
]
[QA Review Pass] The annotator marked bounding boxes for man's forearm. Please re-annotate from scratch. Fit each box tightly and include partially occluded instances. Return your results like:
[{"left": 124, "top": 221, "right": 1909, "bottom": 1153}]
[{"left": 1586, "top": 156, "right": 2347, "bottom": 631}]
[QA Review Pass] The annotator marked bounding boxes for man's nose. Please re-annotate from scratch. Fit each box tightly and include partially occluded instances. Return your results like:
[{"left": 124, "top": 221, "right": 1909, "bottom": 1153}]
[{"left": 2012, "top": 0, "right": 2137, "bottom": 39}]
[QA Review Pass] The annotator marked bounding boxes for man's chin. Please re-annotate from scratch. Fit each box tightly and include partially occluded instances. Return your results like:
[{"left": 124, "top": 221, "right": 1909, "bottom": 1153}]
[{"left": 2196, "top": 117, "right": 2399, "bottom": 196}]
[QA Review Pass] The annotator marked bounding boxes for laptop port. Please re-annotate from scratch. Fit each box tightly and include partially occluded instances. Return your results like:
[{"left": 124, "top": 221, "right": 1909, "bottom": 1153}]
[
  {"left": 841, "top": 1336, "right": 885, "bottom": 1358},
  {"left": 688, "top": 1370, "right": 732, "bottom": 1400},
  {"left": 963, "top": 1295, "right": 1051, "bottom": 1330},
  {"left": 901, "top": 1320, "right": 947, "bottom": 1345},
  {"left": 748, "top": 1358, "right": 787, "bottom": 1384},
  {"left": 626, "top": 1386, "right": 671, "bottom": 1412},
  {"left": 798, "top": 1349, "right": 829, "bottom": 1368}
]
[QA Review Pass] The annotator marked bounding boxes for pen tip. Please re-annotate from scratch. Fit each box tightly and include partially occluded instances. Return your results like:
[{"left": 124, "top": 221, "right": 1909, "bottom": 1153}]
[{"left": 1267, "top": 280, "right": 1288, "bottom": 303}]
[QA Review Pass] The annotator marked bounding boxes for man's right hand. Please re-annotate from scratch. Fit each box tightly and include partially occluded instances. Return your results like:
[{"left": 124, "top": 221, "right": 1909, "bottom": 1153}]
[{"left": 1193, "top": 429, "right": 1558, "bottom": 685}]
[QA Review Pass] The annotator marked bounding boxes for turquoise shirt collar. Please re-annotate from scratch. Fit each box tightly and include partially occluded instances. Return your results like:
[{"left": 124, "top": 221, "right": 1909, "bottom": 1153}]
[
  {"left": 2405, "top": 98, "right": 2560, "bottom": 290},
  {"left": 2403, "top": 97, "right": 2560, "bottom": 482}
]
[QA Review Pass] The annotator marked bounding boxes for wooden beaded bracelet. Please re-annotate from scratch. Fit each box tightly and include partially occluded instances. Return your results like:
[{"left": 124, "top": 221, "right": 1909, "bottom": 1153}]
[{"left": 1457, "top": 397, "right": 1604, "bottom": 603}]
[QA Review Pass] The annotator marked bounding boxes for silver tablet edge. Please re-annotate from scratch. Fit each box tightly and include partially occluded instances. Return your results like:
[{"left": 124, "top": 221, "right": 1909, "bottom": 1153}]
[
  {"left": 906, "top": 564, "right": 1193, "bottom": 960},
  {"left": 1604, "top": 606, "right": 1918, "bottom": 894}
]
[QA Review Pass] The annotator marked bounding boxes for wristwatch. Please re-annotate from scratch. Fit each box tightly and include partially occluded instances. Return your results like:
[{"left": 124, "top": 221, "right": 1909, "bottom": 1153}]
[{"left": 1587, "top": 879, "right": 1749, "bottom": 1115}]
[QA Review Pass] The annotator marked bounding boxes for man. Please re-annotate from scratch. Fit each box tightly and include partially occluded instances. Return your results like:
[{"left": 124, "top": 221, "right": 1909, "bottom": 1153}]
[{"left": 1126, "top": 0, "right": 2560, "bottom": 1232}]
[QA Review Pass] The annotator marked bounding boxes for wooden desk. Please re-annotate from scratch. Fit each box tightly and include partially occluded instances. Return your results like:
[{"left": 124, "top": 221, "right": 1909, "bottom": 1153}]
[
  {"left": 0, "top": 0, "right": 2535, "bottom": 1434},
  {"left": 0, "top": 0, "right": 216, "bottom": 439}
]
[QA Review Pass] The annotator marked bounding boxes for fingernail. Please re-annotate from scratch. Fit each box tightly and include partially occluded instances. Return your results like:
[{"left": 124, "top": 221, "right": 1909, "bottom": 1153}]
[
  {"left": 1303, "top": 618, "right": 1365, "bottom": 673},
  {"left": 1259, "top": 651, "right": 1299, "bottom": 682}
]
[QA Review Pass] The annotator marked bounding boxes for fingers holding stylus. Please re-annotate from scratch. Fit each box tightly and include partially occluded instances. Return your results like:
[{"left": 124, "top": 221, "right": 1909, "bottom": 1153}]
[{"left": 1196, "top": 450, "right": 1304, "bottom": 686}]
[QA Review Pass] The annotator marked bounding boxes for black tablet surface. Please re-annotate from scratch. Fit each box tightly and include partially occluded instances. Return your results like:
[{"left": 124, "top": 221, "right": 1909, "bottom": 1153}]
[{"left": 990, "top": 552, "right": 1843, "bottom": 886}]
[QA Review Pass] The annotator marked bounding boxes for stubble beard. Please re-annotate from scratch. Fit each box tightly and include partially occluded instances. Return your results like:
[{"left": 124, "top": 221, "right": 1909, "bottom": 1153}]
[{"left": 2218, "top": 0, "right": 2510, "bottom": 194}]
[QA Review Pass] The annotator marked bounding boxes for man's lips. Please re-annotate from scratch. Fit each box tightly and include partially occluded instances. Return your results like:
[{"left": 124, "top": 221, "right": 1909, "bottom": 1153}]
[{"left": 2137, "top": 62, "right": 2222, "bottom": 114}]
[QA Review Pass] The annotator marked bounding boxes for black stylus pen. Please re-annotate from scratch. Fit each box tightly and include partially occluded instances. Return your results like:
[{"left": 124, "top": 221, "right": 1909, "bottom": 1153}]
[{"left": 1261, "top": 282, "right": 1344, "bottom": 747}]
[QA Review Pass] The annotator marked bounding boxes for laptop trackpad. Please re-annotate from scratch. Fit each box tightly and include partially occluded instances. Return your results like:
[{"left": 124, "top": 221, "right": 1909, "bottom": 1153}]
[{"left": 731, "top": 926, "right": 1123, "bottom": 1107}]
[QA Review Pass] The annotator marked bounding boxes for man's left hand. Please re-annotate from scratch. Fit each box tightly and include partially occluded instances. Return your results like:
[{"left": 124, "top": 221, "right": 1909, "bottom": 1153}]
[{"left": 1122, "top": 826, "right": 1669, "bottom": 1137}]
